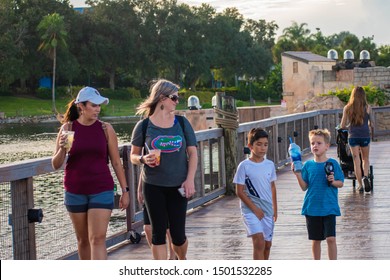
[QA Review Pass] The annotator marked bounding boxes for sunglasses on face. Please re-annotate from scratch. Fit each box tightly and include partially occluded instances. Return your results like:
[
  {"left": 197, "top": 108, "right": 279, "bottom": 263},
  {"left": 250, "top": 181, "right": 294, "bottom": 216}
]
[{"left": 167, "top": 94, "right": 180, "bottom": 102}]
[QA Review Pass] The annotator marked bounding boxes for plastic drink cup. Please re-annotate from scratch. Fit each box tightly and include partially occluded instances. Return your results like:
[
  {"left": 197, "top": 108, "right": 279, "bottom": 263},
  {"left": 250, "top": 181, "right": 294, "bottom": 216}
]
[
  {"left": 149, "top": 149, "right": 161, "bottom": 166},
  {"left": 62, "top": 130, "right": 75, "bottom": 151}
]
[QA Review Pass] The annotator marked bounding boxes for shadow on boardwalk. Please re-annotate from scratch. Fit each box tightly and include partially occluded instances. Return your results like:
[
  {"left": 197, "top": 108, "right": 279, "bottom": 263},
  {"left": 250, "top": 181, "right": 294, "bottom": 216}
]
[{"left": 109, "top": 140, "right": 390, "bottom": 260}]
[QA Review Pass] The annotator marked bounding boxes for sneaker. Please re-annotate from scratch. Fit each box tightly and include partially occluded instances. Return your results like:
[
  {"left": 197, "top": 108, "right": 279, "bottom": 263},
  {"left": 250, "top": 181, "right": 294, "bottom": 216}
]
[{"left": 363, "top": 176, "right": 371, "bottom": 192}]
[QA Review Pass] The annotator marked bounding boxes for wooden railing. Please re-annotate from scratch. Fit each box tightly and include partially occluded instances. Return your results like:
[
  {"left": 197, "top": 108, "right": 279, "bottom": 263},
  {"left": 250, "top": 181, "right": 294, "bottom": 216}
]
[{"left": 1, "top": 106, "right": 390, "bottom": 259}]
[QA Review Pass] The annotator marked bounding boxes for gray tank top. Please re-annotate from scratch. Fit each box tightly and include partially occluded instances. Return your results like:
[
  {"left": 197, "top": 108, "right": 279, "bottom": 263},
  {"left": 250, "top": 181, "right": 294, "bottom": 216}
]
[{"left": 348, "top": 109, "right": 370, "bottom": 138}]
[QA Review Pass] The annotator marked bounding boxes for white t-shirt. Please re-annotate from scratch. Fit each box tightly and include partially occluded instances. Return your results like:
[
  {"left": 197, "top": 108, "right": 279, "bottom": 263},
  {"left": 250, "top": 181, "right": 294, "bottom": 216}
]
[{"left": 233, "top": 158, "right": 277, "bottom": 216}]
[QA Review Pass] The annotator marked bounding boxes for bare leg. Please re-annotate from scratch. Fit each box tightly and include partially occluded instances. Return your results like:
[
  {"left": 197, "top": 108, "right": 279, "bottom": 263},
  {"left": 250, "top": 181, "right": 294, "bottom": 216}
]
[
  {"left": 166, "top": 229, "right": 176, "bottom": 260},
  {"left": 68, "top": 212, "right": 90, "bottom": 260},
  {"left": 251, "top": 233, "right": 266, "bottom": 260},
  {"left": 264, "top": 240, "right": 272, "bottom": 260},
  {"left": 350, "top": 145, "right": 363, "bottom": 189},
  {"left": 88, "top": 208, "right": 112, "bottom": 260},
  {"left": 144, "top": 224, "right": 152, "bottom": 247},
  {"left": 173, "top": 239, "right": 188, "bottom": 260},
  {"left": 152, "top": 244, "right": 168, "bottom": 260},
  {"left": 312, "top": 240, "right": 322, "bottom": 260},
  {"left": 360, "top": 145, "right": 370, "bottom": 177},
  {"left": 326, "top": 236, "right": 337, "bottom": 260}
]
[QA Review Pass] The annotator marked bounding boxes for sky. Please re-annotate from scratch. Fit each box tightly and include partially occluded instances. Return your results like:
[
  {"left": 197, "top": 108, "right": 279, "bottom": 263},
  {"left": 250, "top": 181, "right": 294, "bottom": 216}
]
[{"left": 69, "top": 0, "right": 390, "bottom": 46}]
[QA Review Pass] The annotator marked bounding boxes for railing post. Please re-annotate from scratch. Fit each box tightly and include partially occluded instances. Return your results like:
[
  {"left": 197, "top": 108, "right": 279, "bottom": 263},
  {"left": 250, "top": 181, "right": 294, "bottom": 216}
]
[
  {"left": 215, "top": 92, "right": 238, "bottom": 195},
  {"left": 11, "top": 177, "right": 37, "bottom": 259}
]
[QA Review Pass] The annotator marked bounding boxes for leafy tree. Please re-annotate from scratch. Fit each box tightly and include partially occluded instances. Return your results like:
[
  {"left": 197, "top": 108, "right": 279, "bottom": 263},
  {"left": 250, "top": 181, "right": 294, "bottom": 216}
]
[
  {"left": 37, "top": 12, "right": 68, "bottom": 112},
  {"left": 0, "top": 0, "right": 26, "bottom": 91},
  {"left": 376, "top": 45, "right": 390, "bottom": 67},
  {"left": 84, "top": 0, "right": 141, "bottom": 90}
]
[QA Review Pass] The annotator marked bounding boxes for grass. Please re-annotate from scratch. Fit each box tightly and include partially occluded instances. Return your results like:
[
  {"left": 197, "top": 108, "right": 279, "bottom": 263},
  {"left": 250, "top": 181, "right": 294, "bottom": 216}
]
[{"left": 0, "top": 95, "right": 277, "bottom": 118}]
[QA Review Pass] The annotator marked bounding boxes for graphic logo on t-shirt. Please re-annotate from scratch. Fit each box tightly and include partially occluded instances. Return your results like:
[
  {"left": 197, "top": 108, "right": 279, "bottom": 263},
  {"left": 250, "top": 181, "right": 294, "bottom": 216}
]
[
  {"left": 152, "top": 135, "right": 183, "bottom": 153},
  {"left": 245, "top": 176, "right": 260, "bottom": 198}
]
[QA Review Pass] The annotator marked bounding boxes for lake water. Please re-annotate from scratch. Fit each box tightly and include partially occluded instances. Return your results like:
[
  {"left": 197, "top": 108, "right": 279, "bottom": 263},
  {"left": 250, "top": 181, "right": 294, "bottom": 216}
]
[{"left": 0, "top": 119, "right": 138, "bottom": 259}]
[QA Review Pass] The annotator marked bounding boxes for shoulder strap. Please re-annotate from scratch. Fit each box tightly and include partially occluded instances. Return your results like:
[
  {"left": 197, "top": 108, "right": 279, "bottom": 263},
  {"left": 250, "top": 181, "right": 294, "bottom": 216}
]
[
  {"left": 67, "top": 121, "right": 72, "bottom": 131},
  {"left": 141, "top": 116, "right": 186, "bottom": 143},
  {"left": 99, "top": 120, "right": 109, "bottom": 142},
  {"left": 176, "top": 115, "right": 185, "bottom": 134},
  {"left": 141, "top": 118, "right": 149, "bottom": 143}
]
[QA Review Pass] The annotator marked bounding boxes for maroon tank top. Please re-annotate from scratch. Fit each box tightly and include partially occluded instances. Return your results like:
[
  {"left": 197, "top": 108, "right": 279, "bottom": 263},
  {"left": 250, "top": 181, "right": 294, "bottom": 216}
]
[{"left": 64, "top": 120, "right": 113, "bottom": 194}]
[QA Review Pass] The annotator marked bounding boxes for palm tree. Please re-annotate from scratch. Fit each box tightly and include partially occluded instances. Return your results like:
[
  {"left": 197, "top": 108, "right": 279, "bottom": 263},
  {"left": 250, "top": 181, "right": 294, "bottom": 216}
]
[
  {"left": 37, "top": 13, "right": 67, "bottom": 113},
  {"left": 281, "top": 21, "right": 311, "bottom": 50}
]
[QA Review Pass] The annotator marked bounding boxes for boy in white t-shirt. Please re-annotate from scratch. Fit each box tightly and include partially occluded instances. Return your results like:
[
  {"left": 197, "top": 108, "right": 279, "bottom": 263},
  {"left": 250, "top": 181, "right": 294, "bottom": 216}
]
[{"left": 233, "top": 128, "right": 278, "bottom": 260}]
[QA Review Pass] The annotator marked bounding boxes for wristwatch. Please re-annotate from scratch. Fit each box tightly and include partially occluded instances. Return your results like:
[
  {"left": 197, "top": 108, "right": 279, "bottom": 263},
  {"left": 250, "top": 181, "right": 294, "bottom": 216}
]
[
  {"left": 139, "top": 155, "right": 145, "bottom": 164},
  {"left": 122, "top": 187, "right": 130, "bottom": 193}
]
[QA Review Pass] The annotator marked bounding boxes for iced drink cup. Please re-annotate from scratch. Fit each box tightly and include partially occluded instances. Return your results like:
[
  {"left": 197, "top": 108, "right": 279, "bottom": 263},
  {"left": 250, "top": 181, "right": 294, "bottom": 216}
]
[
  {"left": 62, "top": 130, "right": 75, "bottom": 151},
  {"left": 149, "top": 149, "right": 161, "bottom": 166}
]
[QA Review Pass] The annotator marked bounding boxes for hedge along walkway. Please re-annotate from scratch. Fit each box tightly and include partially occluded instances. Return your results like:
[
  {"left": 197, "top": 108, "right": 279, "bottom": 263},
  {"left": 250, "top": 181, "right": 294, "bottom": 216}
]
[{"left": 108, "top": 140, "right": 390, "bottom": 260}]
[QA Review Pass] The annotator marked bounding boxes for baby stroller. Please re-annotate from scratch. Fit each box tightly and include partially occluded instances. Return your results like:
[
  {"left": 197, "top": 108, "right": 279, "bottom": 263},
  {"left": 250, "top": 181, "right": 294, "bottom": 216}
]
[{"left": 336, "top": 129, "right": 374, "bottom": 191}]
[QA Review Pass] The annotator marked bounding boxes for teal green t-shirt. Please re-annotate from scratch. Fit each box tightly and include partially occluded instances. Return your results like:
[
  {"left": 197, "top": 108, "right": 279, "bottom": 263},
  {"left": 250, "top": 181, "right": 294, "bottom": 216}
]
[{"left": 301, "top": 158, "right": 344, "bottom": 216}]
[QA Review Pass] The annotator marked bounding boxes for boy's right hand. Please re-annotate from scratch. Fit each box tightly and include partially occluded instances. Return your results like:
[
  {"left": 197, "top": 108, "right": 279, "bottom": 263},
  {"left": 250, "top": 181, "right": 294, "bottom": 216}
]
[{"left": 254, "top": 208, "right": 265, "bottom": 221}]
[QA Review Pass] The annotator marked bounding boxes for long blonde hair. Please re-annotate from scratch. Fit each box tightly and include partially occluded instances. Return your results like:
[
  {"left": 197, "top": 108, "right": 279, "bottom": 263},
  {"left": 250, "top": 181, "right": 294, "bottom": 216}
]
[
  {"left": 344, "top": 86, "right": 368, "bottom": 126},
  {"left": 136, "top": 79, "right": 180, "bottom": 117}
]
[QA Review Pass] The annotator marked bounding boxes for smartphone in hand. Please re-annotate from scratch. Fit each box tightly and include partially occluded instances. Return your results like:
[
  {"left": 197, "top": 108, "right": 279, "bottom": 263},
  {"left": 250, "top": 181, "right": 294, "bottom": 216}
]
[{"left": 178, "top": 187, "right": 186, "bottom": 197}]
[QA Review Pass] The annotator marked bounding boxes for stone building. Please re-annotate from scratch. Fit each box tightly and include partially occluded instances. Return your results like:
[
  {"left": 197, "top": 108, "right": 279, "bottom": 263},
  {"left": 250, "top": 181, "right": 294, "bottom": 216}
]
[{"left": 281, "top": 51, "right": 390, "bottom": 113}]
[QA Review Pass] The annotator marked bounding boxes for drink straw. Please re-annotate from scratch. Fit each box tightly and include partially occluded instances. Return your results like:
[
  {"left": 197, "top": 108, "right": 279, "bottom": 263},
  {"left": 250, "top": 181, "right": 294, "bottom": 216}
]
[{"left": 144, "top": 142, "right": 151, "bottom": 153}]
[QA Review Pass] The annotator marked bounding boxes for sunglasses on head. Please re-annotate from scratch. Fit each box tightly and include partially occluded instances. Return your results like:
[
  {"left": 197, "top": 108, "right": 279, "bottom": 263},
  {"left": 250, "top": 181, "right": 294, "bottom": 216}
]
[{"left": 167, "top": 94, "right": 180, "bottom": 102}]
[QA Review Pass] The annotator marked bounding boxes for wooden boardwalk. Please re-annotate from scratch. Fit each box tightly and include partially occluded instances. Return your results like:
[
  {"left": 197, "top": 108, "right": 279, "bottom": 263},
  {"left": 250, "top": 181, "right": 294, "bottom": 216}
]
[{"left": 108, "top": 140, "right": 390, "bottom": 260}]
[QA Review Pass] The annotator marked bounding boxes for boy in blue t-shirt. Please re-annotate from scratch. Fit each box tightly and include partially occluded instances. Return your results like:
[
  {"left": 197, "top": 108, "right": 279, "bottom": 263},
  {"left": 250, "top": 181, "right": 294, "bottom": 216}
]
[
  {"left": 233, "top": 128, "right": 278, "bottom": 260},
  {"left": 292, "top": 128, "right": 344, "bottom": 260}
]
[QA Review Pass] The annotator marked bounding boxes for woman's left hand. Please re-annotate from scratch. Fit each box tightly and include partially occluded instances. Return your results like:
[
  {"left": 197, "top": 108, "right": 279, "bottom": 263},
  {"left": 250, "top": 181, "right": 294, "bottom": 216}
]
[
  {"left": 119, "top": 193, "right": 130, "bottom": 210},
  {"left": 182, "top": 179, "right": 195, "bottom": 198}
]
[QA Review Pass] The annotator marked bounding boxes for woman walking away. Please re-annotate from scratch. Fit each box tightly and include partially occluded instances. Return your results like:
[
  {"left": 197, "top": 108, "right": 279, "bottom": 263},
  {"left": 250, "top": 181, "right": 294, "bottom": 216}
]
[
  {"left": 130, "top": 79, "right": 198, "bottom": 260},
  {"left": 340, "top": 86, "right": 372, "bottom": 192},
  {"left": 52, "top": 87, "right": 129, "bottom": 259}
]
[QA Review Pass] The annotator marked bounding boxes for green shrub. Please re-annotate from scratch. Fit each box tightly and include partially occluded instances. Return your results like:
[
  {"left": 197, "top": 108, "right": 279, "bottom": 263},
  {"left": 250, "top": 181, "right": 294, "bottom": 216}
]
[
  {"left": 36, "top": 87, "right": 51, "bottom": 99},
  {"left": 325, "top": 83, "right": 389, "bottom": 106}
]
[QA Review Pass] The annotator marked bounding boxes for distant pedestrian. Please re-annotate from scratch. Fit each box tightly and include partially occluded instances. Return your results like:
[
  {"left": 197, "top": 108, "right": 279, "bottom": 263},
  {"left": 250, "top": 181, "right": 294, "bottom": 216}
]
[
  {"left": 339, "top": 86, "right": 372, "bottom": 192},
  {"left": 292, "top": 129, "right": 344, "bottom": 260},
  {"left": 52, "top": 87, "right": 129, "bottom": 260},
  {"left": 233, "top": 128, "right": 278, "bottom": 260}
]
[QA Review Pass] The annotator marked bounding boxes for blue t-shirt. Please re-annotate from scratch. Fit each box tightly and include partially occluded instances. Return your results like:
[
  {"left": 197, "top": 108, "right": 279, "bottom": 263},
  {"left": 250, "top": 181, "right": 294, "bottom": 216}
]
[
  {"left": 131, "top": 116, "right": 197, "bottom": 187},
  {"left": 301, "top": 158, "right": 344, "bottom": 216}
]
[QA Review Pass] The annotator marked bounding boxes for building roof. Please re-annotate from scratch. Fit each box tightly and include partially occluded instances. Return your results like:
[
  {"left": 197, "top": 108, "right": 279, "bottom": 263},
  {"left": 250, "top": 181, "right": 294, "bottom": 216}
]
[{"left": 282, "top": 51, "right": 334, "bottom": 63}]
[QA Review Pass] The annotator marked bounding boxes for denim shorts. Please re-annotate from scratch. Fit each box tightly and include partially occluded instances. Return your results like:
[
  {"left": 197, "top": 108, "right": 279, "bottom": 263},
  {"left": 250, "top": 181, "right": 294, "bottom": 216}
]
[
  {"left": 64, "top": 190, "right": 114, "bottom": 213},
  {"left": 348, "top": 137, "right": 370, "bottom": 147}
]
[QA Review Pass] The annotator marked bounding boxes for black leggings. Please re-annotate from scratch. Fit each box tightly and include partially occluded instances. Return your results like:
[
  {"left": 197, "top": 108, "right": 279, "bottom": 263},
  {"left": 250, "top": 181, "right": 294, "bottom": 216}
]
[{"left": 143, "top": 182, "right": 187, "bottom": 246}]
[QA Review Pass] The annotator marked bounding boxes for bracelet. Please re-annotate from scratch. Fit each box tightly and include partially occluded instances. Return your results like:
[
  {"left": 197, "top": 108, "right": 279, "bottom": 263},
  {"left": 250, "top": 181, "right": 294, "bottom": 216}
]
[{"left": 122, "top": 187, "right": 130, "bottom": 193}]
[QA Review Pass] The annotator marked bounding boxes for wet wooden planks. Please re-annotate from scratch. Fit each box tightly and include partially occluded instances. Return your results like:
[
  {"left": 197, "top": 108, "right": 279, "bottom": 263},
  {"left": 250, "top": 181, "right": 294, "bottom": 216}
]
[{"left": 108, "top": 140, "right": 390, "bottom": 260}]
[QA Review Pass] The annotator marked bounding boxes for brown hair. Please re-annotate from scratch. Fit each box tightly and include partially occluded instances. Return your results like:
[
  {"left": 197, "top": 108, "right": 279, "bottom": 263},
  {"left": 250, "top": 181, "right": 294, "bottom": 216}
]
[
  {"left": 63, "top": 99, "right": 79, "bottom": 123},
  {"left": 344, "top": 86, "right": 368, "bottom": 126},
  {"left": 136, "top": 79, "right": 180, "bottom": 117},
  {"left": 309, "top": 128, "right": 331, "bottom": 144},
  {"left": 247, "top": 128, "right": 268, "bottom": 146}
]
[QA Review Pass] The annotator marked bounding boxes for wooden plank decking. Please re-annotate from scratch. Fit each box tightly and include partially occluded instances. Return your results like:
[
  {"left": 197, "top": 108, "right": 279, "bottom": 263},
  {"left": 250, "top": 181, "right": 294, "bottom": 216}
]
[{"left": 108, "top": 140, "right": 390, "bottom": 260}]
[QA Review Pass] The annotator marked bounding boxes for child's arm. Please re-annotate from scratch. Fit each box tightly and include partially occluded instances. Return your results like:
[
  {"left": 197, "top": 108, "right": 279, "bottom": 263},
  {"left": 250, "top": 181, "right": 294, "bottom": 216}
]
[
  {"left": 271, "top": 181, "right": 278, "bottom": 222},
  {"left": 292, "top": 166, "right": 308, "bottom": 191},
  {"left": 236, "top": 184, "right": 265, "bottom": 221}
]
